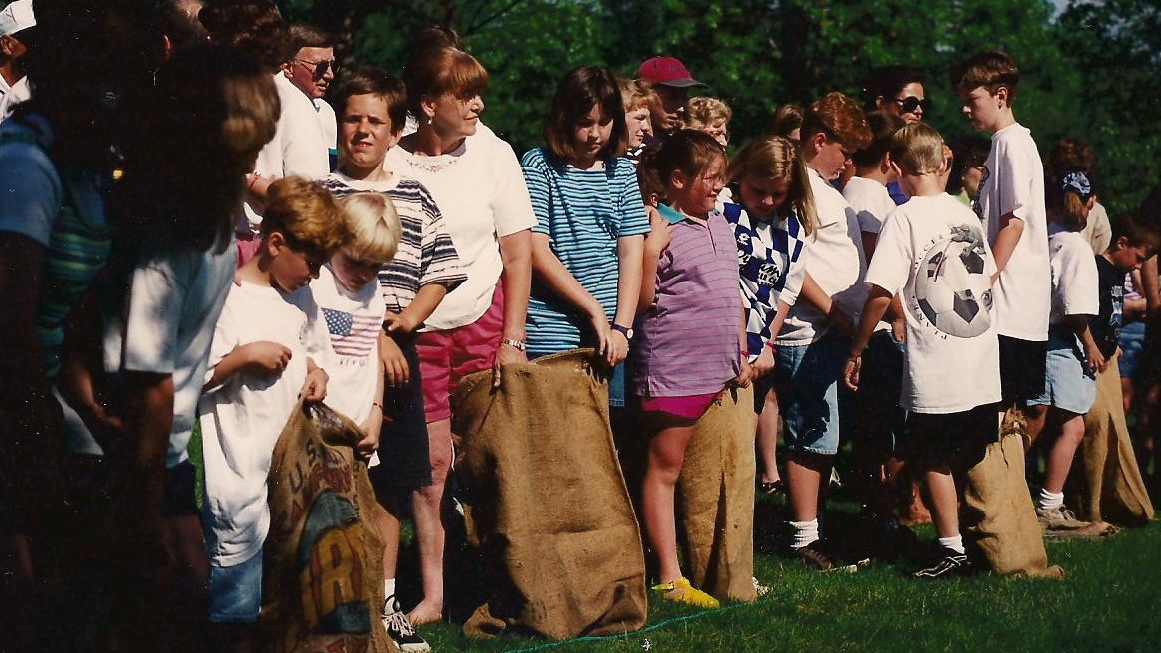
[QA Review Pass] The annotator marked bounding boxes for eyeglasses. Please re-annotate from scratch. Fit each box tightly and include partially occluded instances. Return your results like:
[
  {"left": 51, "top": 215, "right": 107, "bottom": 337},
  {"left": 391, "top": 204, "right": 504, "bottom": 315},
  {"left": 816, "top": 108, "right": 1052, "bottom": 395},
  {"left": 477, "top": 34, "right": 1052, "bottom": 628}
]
[
  {"left": 295, "top": 58, "right": 335, "bottom": 79},
  {"left": 891, "top": 96, "right": 931, "bottom": 115}
]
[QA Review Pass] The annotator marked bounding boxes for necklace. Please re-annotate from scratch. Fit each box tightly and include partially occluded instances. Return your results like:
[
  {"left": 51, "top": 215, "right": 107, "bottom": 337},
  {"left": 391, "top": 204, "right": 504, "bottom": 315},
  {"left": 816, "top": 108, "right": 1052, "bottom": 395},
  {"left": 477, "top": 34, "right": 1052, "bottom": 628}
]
[{"left": 405, "top": 154, "right": 461, "bottom": 173}]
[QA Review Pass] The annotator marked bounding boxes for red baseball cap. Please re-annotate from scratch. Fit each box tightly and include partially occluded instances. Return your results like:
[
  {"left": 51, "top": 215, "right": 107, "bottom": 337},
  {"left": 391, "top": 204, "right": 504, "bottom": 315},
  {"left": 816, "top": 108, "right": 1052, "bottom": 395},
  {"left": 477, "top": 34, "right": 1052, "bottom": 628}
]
[{"left": 636, "top": 56, "right": 705, "bottom": 88}]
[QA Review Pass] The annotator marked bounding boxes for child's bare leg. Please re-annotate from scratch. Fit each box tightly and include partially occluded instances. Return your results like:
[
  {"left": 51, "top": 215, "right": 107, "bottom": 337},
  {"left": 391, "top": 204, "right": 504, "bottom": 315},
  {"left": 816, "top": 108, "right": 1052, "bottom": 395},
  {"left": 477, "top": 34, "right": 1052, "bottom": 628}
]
[
  {"left": 1044, "top": 411, "right": 1085, "bottom": 495},
  {"left": 373, "top": 501, "right": 401, "bottom": 595},
  {"left": 786, "top": 452, "right": 830, "bottom": 523},
  {"left": 923, "top": 467, "right": 960, "bottom": 540},
  {"left": 1022, "top": 404, "right": 1048, "bottom": 452},
  {"left": 408, "top": 418, "right": 452, "bottom": 626},
  {"left": 641, "top": 416, "right": 696, "bottom": 584},
  {"left": 757, "top": 390, "right": 782, "bottom": 485}
]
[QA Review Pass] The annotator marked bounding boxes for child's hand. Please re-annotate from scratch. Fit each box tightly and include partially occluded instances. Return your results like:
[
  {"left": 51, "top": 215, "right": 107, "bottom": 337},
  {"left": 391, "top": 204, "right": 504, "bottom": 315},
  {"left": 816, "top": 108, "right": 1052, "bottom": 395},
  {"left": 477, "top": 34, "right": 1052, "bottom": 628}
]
[
  {"left": 1084, "top": 341, "right": 1107, "bottom": 375},
  {"left": 242, "top": 341, "right": 293, "bottom": 374},
  {"left": 383, "top": 311, "right": 420, "bottom": 335},
  {"left": 844, "top": 354, "right": 862, "bottom": 391},
  {"left": 891, "top": 318, "right": 907, "bottom": 344},
  {"left": 735, "top": 356, "right": 754, "bottom": 388},
  {"left": 300, "top": 366, "right": 328, "bottom": 402},
  {"left": 494, "top": 339, "right": 528, "bottom": 388},
  {"left": 645, "top": 206, "right": 674, "bottom": 255},
  {"left": 379, "top": 333, "right": 411, "bottom": 388},
  {"left": 356, "top": 405, "right": 382, "bottom": 463},
  {"left": 752, "top": 346, "right": 776, "bottom": 378}
]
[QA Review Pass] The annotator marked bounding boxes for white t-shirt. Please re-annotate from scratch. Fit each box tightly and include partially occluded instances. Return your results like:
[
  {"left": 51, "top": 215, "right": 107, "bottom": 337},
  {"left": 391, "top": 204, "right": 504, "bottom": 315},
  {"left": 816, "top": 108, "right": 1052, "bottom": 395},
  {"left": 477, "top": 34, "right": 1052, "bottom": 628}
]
[
  {"left": 385, "top": 130, "right": 536, "bottom": 330},
  {"left": 198, "top": 281, "right": 333, "bottom": 567},
  {"left": 313, "top": 264, "right": 384, "bottom": 425},
  {"left": 867, "top": 193, "right": 1000, "bottom": 414},
  {"left": 1080, "top": 200, "right": 1112, "bottom": 256},
  {"left": 1047, "top": 224, "right": 1099, "bottom": 324},
  {"left": 0, "top": 75, "right": 30, "bottom": 123},
  {"left": 974, "top": 123, "right": 1049, "bottom": 341},
  {"left": 104, "top": 239, "right": 237, "bottom": 467},
  {"left": 241, "top": 74, "right": 331, "bottom": 235},
  {"left": 843, "top": 176, "right": 897, "bottom": 236},
  {"left": 780, "top": 168, "right": 867, "bottom": 345}
]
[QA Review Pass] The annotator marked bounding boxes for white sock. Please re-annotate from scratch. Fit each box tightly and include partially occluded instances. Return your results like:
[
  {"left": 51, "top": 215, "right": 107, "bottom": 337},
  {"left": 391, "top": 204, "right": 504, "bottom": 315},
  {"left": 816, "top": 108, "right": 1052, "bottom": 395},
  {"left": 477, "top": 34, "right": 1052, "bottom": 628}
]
[
  {"left": 384, "top": 577, "right": 396, "bottom": 600},
  {"left": 1038, "top": 489, "right": 1064, "bottom": 512},
  {"left": 790, "top": 519, "right": 819, "bottom": 549},
  {"left": 938, "top": 534, "right": 965, "bottom": 555}
]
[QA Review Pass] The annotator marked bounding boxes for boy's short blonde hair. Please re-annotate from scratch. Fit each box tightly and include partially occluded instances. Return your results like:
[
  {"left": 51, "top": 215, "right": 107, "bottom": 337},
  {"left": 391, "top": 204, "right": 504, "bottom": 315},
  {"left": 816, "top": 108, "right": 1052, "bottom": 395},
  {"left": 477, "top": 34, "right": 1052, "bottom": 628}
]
[
  {"left": 338, "top": 192, "right": 402, "bottom": 264},
  {"left": 952, "top": 50, "right": 1020, "bottom": 104},
  {"left": 617, "top": 76, "right": 658, "bottom": 113},
  {"left": 684, "top": 96, "right": 732, "bottom": 130},
  {"left": 889, "top": 123, "right": 945, "bottom": 176},
  {"left": 262, "top": 176, "right": 346, "bottom": 258}
]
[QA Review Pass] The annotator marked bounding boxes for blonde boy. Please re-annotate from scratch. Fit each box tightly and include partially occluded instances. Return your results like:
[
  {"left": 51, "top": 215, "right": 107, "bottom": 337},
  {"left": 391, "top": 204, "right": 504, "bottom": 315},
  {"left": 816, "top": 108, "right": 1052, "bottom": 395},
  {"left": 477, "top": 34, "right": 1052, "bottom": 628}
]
[
  {"left": 617, "top": 77, "right": 657, "bottom": 155},
  {"left": 198, "top": 177, "right": 344, "bottom": 640},
  {"left": 314, "top": 192, "right": 402, "bottom": 462},
  {"left": 846, "top": 123, "right": 1000, "bottom": 578},
  {"left": 952, "top": 51, "right": 1049, "bottom": 409},
  {"left": 684, "top": 96, "right": 731, "bottom": 148}
]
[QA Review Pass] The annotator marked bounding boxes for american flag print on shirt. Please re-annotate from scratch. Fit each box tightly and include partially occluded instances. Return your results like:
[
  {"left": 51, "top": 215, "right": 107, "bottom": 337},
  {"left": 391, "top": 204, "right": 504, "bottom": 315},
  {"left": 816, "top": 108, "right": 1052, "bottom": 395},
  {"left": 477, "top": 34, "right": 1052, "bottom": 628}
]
[{"left": 322, "top": 307, "right": 380, "bottom": 358}]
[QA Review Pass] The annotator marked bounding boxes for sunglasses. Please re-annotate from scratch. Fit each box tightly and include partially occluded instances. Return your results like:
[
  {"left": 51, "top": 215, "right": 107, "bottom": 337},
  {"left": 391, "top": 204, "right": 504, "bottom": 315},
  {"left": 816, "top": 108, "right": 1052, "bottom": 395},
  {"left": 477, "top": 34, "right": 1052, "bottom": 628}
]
[
  {"left": 891, "top": 96, "right": 931, "bottom": 114},
  {"left": 295, "top": 58, "right": 335, "bottom": 79}
]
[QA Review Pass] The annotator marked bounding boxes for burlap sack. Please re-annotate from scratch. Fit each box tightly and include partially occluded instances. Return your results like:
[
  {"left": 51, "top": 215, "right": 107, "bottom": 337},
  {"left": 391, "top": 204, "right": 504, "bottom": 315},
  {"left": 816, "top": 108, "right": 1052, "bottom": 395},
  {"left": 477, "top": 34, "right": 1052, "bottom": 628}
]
[
  {"left": 961, "top": 412, "right": 1064, "bottom": 579},
  {"left": 452, "top": 349, "right": 648, "bottom": 640},
  {"left": 676, "top": 384, "right": 758, "bottom": 603},
  {"left": 1071, "top": 354, "right": 1155, "bottom": 525},
  {"left": 263, "top": 400, "right": 394, "bottom": 653}
]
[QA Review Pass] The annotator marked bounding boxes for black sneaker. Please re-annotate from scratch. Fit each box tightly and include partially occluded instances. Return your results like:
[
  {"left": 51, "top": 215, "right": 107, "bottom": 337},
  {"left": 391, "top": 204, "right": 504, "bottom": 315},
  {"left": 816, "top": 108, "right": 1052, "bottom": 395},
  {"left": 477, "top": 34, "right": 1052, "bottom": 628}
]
[
  {"left": 913, "top": 548, "right": 971, "bottom": 579},
  {"left": 791, "top": 540, "right": 858, "bottom": 572},
  {"left": 382, "top": 596, "right": 431, "bottom": 653}
]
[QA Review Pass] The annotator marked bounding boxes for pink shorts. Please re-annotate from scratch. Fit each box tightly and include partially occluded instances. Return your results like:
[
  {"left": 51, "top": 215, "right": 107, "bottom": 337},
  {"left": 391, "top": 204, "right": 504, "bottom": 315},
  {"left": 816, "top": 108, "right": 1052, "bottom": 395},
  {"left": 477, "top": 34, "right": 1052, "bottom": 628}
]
[
  {"left": 641, "top": 392, "right": 720, "bottom": 421},
  {"left": 236, "top": 233, "right": 261, "bottom": 267},
  {"left": 416, "top": 283, "right": 505, "bottom": 423}
]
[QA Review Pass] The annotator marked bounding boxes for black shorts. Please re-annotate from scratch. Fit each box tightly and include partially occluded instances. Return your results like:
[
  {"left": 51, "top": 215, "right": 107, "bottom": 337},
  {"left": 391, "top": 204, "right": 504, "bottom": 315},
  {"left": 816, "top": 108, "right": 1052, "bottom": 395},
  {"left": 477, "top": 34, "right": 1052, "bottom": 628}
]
[
  {"left": 163, "top": 459, "right": 199, "bottom": 517},
  {"left": 369, "top": 334, "right": 433, "bottom": 496},
  {"left": 900, "top": 402, "right": 999, "bottom": 471},
  {"left": 998, "top": 335, "right": 1047, "bottom": 404}
]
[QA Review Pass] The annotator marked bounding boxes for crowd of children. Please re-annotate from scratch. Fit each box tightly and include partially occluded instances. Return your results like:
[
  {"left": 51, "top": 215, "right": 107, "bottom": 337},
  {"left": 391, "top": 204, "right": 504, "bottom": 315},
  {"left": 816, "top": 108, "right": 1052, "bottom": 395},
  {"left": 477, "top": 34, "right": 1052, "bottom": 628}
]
[{"left": 3, "top": 2, "right": 1161, "bottom": 652}]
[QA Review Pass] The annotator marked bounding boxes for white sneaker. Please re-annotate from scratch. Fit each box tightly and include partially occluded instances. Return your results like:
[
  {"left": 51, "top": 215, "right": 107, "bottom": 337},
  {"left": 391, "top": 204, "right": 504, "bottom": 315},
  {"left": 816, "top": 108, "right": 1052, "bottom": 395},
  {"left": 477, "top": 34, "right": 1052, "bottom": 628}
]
[{"left": 382, "top": 596, "right": 431, "bottom": 653}]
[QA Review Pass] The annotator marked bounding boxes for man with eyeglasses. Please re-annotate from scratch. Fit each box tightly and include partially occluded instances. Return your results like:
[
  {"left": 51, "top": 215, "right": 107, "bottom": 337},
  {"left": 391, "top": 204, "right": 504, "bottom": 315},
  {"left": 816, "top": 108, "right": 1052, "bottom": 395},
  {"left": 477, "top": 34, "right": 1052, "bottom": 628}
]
[
  {"left": 282, "top": 24, "right": 338, "bottom": 168},
  {"left": 0, "top": 0, "right": 35, "bottom": 123}
]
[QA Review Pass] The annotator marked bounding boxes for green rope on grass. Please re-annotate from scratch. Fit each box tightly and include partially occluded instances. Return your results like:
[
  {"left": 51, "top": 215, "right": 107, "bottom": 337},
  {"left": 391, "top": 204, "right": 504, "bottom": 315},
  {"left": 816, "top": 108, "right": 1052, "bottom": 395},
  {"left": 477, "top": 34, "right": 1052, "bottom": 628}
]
[{"left": 502, "top": 601, "right": 753, "bottom": 653}]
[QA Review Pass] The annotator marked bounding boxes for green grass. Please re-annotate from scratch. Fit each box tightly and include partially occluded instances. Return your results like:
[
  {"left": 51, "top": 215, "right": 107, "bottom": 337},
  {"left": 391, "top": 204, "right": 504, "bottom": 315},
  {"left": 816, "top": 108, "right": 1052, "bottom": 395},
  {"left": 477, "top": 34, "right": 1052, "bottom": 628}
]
[{"left": 409, "top": 522, "right": 1161, "bottom": 653}]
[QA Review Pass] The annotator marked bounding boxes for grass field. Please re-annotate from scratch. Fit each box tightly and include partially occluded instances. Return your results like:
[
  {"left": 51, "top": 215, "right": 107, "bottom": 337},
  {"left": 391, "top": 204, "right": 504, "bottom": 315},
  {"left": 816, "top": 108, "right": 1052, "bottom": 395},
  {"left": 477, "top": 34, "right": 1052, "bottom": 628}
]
[{"left": 409, "top": 518, "right": 1161, "bottom": 653}]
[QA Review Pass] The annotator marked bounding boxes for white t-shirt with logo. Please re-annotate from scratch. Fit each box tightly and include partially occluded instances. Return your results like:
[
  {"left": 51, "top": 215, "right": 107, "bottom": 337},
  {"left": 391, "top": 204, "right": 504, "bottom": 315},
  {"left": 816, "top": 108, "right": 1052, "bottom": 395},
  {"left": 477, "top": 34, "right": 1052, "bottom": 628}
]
[
  {"left": 974, "top": 123, "right": 1049, "bottom": 341},
  {"left": 1047, "top": 224, "right": 1099, "bottom": 324},
  {"left": 313, "top": 264, "right": 385, "bottom": 425},
  {"left": 385, "top": 130, "right": 536, "bottom": 331},
  {"left": 866, "top": 193, "right": 1000, "bottom": 414},
  {"left": 843, "top": 176, "right": 898, "bottom": 236},
  {"left": 779, "top": 168, "right": 867, "bottom": 345},
  {"left": 198, "top": 281, "right": 333, "bottom": 567}
]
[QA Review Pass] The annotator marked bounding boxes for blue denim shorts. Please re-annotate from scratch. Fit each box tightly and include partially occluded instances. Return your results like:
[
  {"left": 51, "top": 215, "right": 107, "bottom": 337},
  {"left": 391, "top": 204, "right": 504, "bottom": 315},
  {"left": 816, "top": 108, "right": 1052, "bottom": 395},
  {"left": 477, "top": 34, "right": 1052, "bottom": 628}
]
[
  {"left": 1026, "top": 328, "right": 1097, "bottom": 415},
  {"left": 772, "top": 332, "right": 849, "bottom": 456},
  {"left": 1118, "top": 320, "right": 1147, "bottom": 381},
  {"left": 208, "top": 550, "right": 263, "bottom": 624}
]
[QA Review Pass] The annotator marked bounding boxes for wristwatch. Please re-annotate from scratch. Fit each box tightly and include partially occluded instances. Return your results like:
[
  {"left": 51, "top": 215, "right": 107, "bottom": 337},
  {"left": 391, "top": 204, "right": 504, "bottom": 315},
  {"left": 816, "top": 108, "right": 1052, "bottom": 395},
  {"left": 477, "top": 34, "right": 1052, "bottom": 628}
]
[{"left": 610, "top": 323, "right": 634, "bottom": 339}]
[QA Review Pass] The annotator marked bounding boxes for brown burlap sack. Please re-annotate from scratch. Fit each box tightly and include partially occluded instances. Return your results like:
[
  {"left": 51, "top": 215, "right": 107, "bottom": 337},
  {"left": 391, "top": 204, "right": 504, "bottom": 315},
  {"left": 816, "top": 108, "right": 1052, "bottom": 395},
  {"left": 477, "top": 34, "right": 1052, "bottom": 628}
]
[
  {"left": 1071, "top": 354, "right": 1155, "bottom": 526},
  {"left": 675, "top": 384, "right": 758, "bottom": 603},
  {"left": 452, "top": 349, "right": 648, "bottom": 640},
  {"left": 262, "top": 400, "right": 394, "bottom": 653},
  {"left": 961, "top": 412, "right": 1064, "bottom": 579}
]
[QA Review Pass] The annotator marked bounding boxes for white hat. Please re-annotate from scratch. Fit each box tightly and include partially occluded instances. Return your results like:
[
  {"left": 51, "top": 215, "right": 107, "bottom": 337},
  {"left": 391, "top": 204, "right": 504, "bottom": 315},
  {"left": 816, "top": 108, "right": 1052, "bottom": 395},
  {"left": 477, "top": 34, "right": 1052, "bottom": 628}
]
[{"left": 0, "top": 0, "right": 36, "bottom": 38}]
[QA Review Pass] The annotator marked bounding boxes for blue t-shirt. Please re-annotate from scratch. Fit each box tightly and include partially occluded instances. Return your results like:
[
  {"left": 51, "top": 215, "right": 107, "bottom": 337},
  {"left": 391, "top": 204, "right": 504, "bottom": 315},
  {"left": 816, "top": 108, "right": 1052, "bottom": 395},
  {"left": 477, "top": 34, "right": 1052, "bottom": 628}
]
[{"left": 521, "top": 147, "right": 650, "bottom": 357}]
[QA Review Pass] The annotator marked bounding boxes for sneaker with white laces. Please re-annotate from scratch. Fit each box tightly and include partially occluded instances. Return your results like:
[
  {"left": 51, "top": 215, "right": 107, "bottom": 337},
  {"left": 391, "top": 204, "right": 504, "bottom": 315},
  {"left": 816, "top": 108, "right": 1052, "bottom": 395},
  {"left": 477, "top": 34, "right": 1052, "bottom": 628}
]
[
  {"left": 382, "top": 596, "right": 431, "bottom": 653},
  {"left": 752, "top": 576, "right": 771, "bottom": 597},
  {"left": 914, "top": 548, "right": 972, "bottom": 579}
]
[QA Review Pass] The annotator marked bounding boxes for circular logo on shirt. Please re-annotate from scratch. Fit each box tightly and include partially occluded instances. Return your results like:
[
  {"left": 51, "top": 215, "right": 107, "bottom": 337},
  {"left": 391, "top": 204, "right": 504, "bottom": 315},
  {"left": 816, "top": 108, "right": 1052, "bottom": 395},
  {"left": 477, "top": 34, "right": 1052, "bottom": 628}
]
[{"left": 911, "top": 224, "right": 993, "bottom": 338}]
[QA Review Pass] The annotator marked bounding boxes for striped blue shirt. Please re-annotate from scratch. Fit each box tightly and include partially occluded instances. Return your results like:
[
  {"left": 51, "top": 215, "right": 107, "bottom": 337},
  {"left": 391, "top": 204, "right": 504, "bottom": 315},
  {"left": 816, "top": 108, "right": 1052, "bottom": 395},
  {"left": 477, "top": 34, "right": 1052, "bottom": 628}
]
[{"left": 521, "top": 148, "right": 650, "bottom": 357}]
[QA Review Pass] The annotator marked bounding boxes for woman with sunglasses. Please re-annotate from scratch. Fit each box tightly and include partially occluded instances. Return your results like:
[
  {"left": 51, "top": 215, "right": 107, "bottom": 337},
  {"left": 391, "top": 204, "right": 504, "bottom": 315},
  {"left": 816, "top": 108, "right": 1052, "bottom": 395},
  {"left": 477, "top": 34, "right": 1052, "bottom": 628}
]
[{"left": 867, "top": 65, "right": 929, "bottom": 206}]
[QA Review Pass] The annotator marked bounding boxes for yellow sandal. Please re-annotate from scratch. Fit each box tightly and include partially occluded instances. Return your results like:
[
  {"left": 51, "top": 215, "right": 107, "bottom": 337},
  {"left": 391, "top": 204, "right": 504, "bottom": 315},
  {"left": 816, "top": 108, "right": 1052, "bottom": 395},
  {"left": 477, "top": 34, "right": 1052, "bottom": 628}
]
[{"left": 651, "top": 577, "right": 720, "bottom": 609}]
